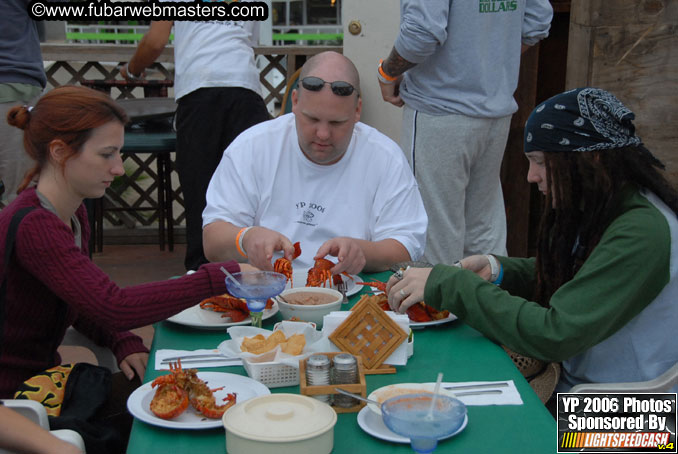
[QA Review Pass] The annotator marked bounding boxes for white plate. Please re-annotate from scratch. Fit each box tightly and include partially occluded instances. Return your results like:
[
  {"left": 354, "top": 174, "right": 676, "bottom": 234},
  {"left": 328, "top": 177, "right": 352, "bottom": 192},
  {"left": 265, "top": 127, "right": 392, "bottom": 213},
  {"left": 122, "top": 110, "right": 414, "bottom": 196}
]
[
  {"left": 357, "top": 285, "right": 457, "bottom": 329},
  {"left": 127, "top": 372, "right": 270, "bottom": 429},
  {"left": 410, "top": 312, "right": 457, "bottom": 329},
  {"left": 166, "top": 301, "right": 279, "bottom": 330},
  {"left": 357, "top": 405, "right": 468, "bottom": 444},
  {"left": 367, "top": 383, "right": 458, "bottom": 416},
  {"left": 287, "top": 269, "right": 361, "bottom": 297}
]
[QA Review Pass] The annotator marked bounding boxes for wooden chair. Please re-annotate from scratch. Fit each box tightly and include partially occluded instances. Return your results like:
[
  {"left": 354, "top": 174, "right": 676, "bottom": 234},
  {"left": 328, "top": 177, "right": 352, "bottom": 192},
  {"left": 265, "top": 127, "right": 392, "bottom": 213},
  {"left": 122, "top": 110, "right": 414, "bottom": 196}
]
[{"left": 80, "top": 80, "right": 177, "bottom": 253}]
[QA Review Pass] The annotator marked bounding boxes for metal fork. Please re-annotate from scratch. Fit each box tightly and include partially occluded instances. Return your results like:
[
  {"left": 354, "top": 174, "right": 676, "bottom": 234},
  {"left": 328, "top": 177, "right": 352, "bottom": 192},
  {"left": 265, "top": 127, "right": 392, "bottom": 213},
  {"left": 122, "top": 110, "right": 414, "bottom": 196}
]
[{"left": 338, "top": 281, "right": 349, "bottom": 304}]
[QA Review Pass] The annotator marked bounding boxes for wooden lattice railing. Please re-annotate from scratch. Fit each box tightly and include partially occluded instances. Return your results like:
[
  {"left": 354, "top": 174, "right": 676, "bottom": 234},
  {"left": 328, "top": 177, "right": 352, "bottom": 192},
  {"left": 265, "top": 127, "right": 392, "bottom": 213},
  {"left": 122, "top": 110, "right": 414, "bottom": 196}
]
[{"left": 39, "top": 44, "right": 341, "bottom": 236}]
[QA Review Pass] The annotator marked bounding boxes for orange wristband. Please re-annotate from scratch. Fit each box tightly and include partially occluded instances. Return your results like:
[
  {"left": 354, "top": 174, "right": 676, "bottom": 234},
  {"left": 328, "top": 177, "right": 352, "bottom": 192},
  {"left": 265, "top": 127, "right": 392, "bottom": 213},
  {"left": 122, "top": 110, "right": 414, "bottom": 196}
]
[
  {"left": 235, "top": 227, "right": 251, "bottom": 258},
  {"left": 378, "top": 59, "right": 398, "bottom": 83}
]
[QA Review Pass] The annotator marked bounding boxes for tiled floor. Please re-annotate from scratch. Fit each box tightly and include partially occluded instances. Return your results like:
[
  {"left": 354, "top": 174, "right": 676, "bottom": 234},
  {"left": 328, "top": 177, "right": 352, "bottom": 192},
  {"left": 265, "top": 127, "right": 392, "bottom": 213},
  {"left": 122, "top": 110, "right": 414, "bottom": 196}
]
[{"left": 57, "top": 244, "right": 187, "bottom": 365}]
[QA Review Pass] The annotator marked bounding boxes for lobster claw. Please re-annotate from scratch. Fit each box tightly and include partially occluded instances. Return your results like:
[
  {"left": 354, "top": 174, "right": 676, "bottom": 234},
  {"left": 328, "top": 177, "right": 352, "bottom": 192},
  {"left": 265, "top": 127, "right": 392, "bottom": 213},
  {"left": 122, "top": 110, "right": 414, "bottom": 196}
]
[{"left": 274, "top": 241, "right": 302, "bottom": 286}]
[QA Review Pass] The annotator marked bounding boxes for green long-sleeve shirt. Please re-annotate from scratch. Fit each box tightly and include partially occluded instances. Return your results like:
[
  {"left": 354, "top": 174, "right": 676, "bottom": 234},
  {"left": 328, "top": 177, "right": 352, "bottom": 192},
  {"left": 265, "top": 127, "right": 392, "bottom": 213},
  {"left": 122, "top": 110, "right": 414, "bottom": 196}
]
[{"left": 424, "top": 188, "right": 671, "bottom": 363}]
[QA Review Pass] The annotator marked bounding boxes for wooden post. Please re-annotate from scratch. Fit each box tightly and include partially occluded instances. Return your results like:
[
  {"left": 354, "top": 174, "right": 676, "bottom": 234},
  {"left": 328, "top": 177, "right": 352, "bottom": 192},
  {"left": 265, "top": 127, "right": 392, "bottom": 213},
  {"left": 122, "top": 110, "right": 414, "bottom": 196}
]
[{"left": 567, "top": 0, "right": 678, "bottom": 182}]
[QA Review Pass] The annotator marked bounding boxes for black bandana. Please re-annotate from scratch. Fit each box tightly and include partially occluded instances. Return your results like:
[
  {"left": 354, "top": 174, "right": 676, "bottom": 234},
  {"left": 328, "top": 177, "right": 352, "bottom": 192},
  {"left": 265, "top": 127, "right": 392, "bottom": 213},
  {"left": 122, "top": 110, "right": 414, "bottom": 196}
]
[{"left": 524, "top": 88, "right": 642, "bottom": 153}]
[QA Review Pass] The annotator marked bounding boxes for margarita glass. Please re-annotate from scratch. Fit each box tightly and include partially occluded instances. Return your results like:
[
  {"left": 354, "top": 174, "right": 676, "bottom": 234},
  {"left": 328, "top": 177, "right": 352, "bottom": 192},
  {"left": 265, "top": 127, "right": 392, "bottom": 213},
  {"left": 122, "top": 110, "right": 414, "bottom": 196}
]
[
  {"left": 381, "top": 393, "right": 467, "bottom": 453},
  {"left": 224, "top": 271, "right": 287, "bottom": 328}
]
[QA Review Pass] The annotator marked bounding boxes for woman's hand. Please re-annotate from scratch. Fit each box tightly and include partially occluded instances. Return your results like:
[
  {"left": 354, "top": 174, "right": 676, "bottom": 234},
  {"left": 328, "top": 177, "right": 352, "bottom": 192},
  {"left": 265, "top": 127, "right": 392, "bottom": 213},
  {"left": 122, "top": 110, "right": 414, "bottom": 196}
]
[
  {"left": 386, "top": 267, "right": 432, "bottom": 314},
  {"left": 119, "top": 352, "right": 148, "bottom": 380}
]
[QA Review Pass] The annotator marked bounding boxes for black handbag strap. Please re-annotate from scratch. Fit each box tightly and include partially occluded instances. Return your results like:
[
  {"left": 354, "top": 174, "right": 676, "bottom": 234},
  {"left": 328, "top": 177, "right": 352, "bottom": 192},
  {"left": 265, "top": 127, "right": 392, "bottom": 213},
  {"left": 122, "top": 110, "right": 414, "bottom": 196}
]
[{"left": 0, "top": 207, "right": 36, "bottom": 357}]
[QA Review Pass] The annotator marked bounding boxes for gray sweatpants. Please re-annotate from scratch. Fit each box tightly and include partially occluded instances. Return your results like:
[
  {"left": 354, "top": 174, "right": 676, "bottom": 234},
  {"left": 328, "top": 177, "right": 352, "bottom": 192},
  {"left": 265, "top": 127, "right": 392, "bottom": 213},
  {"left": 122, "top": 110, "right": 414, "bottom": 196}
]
[
  {"left": 401, "top": 106, "right": 509, "bottom": 265},
  {"left": 0, "top": 99, "right": 38, "bottom": 204}
]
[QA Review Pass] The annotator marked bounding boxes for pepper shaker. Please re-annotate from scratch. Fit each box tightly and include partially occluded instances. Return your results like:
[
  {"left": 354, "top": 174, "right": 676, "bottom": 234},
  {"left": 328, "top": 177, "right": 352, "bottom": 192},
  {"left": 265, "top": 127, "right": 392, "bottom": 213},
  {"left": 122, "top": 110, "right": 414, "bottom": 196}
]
[{"left": 331, "top": 353, "right": 359, "bottom": 407}]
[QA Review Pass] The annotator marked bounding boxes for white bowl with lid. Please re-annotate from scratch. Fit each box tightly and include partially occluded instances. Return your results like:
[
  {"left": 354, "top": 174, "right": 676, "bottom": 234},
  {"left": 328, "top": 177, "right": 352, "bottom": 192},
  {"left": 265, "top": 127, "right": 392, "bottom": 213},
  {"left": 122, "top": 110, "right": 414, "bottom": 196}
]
[{"left": 222, "top": 393, "right": 337, "bottom": 454}]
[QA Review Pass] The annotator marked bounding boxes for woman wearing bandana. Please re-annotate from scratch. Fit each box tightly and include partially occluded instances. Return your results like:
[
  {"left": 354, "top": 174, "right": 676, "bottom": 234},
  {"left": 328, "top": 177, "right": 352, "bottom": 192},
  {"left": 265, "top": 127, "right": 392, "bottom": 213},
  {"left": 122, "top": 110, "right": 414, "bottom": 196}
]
[{"left": 386, "top": 88, "right": 678, "bottom": 394}]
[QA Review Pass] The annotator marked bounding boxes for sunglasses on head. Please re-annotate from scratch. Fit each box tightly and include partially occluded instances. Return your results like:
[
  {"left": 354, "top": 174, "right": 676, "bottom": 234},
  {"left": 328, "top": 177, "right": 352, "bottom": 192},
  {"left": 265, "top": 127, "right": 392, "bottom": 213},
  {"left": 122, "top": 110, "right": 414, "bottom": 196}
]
[{"left": 300, "top": 76, "right": 358, "bottom": 97}]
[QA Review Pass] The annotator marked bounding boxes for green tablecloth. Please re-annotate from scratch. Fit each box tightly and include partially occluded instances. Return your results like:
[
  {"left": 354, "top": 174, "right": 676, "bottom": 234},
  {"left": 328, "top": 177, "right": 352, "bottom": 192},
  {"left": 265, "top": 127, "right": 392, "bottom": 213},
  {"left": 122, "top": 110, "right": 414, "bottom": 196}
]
[{"left": 127, "top": 272, "right": 557, "bottom": 453}]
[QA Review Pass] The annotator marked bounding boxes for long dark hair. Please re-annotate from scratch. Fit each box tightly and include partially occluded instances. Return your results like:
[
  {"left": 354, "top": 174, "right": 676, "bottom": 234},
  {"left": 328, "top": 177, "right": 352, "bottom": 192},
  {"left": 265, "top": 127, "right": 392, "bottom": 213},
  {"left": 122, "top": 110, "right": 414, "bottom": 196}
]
[{"left": 534, "top": 144, "right": 678, "bottom": 306}]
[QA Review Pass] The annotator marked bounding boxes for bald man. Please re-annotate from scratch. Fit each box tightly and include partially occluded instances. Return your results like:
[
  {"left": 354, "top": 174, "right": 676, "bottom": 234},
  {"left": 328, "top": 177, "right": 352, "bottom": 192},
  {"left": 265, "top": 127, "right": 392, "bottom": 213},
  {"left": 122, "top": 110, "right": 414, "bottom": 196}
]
[{"left": 202, "top": 52, "right": 427, "bottom": 275}]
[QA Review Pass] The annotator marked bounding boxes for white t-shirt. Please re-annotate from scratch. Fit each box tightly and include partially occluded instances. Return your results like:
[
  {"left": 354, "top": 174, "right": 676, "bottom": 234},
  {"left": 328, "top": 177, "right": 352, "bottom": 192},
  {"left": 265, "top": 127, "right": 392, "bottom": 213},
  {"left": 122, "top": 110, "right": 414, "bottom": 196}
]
[
  {"left": 168, "top": 0, "right": 261, "bottom": 100},
  {"left": 203, "top": 114, "right": 428, "bottom": 269}
]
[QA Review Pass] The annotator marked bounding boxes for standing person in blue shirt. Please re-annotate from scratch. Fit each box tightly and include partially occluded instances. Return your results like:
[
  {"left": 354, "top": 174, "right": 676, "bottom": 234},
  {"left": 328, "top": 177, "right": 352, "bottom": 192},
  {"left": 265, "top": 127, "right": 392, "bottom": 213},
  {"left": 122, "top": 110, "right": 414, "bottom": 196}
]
[
  {"left": 378, "top": 0, "right": 553, "bottom": 265},
  {"left": 0, "top": 0, "right": 45, "bottom": 204},
  {"left": 123, "top": 1, "right": 271, "bottom": 270}
]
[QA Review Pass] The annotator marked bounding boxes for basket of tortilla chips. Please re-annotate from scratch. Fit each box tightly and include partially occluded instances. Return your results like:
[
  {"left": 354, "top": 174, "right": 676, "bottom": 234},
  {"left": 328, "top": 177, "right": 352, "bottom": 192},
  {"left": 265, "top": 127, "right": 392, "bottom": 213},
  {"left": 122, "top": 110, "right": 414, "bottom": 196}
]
[{"left": 219, "top": 321, "right": 331, "bottom": 388}]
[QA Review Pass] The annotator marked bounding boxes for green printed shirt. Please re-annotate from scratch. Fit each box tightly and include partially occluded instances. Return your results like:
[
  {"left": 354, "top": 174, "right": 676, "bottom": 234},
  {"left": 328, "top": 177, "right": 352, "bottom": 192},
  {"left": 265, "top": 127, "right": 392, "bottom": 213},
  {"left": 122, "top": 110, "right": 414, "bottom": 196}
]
[{"left": 424, "top": 188, "right": 671, "bottom": 363}]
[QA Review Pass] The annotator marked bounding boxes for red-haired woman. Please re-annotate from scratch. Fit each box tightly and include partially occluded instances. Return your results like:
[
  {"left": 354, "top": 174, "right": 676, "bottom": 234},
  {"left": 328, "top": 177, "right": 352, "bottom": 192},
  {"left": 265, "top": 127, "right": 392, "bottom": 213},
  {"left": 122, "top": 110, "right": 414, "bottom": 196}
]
[
  {"left": 0, "top": 86, "right": 247, "bottom": 449},
  {"left": 387, "top": 88, "right": 678, "bottom": 397}
]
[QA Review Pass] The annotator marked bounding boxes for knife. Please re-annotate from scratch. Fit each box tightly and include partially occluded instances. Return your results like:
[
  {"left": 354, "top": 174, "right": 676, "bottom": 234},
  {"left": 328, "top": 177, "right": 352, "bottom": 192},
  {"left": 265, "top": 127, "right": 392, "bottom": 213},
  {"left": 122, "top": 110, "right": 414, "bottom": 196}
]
[
  {"left": 443, "top": 382, "right": 509, "bottom": 391},
  {"left": 160, "top": 353, "right": 235, "bottom": 362},
  {"left": 160, "top": 357, "right": 241, "bottom": 365},
  {"left": 454, "top": 389, "right": 504, "bottom": 396}
]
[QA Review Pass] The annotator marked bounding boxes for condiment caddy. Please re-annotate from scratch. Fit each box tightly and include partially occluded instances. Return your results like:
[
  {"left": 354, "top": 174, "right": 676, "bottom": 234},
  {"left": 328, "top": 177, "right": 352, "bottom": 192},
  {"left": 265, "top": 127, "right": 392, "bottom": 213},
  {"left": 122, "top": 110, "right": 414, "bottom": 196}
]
[{"left": 299, "top": 351, "right": 367, "bottom": 413}]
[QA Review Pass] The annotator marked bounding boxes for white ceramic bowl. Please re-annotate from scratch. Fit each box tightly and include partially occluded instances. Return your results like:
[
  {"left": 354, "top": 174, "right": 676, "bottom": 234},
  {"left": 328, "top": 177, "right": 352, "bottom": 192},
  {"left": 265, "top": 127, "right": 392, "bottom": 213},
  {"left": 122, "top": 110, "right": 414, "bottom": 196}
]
[
  {"left": 223, "top": 393, "right": 337, "bottom": 454},
  {"left": 277, "top": 287, "right": 342, "bottom": 328}
]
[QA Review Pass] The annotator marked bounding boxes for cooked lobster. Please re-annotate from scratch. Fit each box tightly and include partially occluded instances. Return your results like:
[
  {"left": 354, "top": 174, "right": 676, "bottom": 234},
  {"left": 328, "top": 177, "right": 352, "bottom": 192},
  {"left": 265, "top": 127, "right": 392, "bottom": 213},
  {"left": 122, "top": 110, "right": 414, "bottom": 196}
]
[
  {"left": 306, "top": 258, "right": 353, "bottom": 288},
  {"left": 150, "top": 360, "right": 237, "bottom": 419},
  {"left": 356, "top": 281, "right": 450, "bottom": 323},
  {"left": 274, "top": 241, "right": 302, "bottom": 286},
  {"left": 200, "top": 293, "right": 273, "bottom": 322}
]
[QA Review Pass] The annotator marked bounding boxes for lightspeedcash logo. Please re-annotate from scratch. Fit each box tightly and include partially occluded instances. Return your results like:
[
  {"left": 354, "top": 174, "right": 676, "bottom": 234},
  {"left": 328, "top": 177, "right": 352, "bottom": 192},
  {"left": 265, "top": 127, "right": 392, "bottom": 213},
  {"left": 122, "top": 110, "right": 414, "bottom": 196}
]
[{"left": 28, "top": 0, "right": 269, "bottom": 21}]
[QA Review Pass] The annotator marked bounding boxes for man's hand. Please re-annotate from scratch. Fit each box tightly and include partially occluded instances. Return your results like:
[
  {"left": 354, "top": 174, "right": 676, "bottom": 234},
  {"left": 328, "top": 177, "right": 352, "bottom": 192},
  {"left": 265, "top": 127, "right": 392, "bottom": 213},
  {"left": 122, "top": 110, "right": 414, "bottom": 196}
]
[
  {"left": 120, "top": 63, "right": 145, "bottom": 81},
  {"left": 379, "top": 78, "right": 404, "bottom": 107},
  {"left": 241, "top": 226, "right": 296, "bottom": 271},
  {"left": 314, "top": 237, "right": 366, "bottom": 275},
  {"left": 119, "top": 351, "right": 148, "bottom": 381}
]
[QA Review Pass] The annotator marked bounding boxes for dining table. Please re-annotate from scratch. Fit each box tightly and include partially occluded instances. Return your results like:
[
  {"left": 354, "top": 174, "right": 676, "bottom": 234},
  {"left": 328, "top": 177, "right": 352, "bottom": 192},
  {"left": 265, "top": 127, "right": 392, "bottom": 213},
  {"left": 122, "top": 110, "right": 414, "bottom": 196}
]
[{"left": 126, "top": 271, "right": 557, "bottom": 453}]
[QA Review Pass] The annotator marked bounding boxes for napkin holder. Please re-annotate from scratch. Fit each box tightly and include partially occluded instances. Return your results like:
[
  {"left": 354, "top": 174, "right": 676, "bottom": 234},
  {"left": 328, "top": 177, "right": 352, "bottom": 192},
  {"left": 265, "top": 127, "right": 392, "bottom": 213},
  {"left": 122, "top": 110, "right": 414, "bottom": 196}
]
[
  {"left": 328, "top": 296, "right": 408, "bottom": 375},
  {"left": 299, "top": 351, "right": 367, "bottom": 414}
]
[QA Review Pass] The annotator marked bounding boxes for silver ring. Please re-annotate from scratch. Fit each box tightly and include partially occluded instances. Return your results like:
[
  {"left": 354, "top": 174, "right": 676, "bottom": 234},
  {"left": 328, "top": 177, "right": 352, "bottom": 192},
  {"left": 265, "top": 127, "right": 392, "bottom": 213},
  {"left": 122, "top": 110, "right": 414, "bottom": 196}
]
[
  {"left": 399, "top": 289, "right": 407, "bottom": 298},
  {"left": 393, "top": 269, "right": 404, "bottom": 280}
]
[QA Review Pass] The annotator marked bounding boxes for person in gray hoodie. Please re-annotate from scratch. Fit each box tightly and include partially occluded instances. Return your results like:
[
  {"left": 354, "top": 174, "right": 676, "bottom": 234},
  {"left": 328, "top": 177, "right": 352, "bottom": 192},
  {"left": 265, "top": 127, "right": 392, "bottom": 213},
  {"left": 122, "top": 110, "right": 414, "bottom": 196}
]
[
  {"left": 378, "top": 0, "right": 553, "bottom": 265},
  {"left": 0, "top": 0, "right": 46, "bottom": 204}
]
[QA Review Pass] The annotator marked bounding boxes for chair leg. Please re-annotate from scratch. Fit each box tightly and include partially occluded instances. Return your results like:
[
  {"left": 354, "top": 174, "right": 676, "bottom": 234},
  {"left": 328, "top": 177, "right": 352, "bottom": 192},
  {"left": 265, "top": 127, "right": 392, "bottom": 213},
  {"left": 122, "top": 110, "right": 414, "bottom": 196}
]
[
  {"left": 156, "top": 153, "right": 166, "bottom": 251},
  {"left": 165, "top": 153, "right": 174, "bottom": 252}
]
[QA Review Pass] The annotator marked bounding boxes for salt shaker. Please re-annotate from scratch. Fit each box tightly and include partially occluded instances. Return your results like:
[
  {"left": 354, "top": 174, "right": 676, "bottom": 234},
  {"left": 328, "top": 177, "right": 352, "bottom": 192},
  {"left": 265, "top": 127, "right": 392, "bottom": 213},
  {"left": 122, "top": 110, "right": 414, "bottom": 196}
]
[
  {"left": 331, "top": 353, "right": 359, "bottom": 407},
  {"left": 306, "top": 354, "right": 331, "bottom": 403}
]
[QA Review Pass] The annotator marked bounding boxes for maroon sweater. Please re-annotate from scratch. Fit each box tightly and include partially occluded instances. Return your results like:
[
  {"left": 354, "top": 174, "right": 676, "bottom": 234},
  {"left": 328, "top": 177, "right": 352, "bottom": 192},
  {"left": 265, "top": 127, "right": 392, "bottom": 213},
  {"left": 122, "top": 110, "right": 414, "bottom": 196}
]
[{"left": 0, "top": 188, "right": 238, "bottom": 397}]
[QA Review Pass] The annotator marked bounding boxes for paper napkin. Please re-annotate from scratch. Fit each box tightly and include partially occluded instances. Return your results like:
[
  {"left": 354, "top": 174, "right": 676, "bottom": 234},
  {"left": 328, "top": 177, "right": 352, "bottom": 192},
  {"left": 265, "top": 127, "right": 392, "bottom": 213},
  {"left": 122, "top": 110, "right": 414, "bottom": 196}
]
[
  {"left": 442, "top": 380, "right": 523, "bottom": 406},
  {"left": 321, "top": 311, "right": 410, "bottom": 366}
]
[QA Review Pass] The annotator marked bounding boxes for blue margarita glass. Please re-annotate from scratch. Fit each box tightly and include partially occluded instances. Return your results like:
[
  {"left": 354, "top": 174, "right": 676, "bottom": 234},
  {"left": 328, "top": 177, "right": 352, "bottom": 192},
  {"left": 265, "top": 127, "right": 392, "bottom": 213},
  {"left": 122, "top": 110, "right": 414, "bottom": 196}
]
[
  {"left": 381, "top": 393, "right": 467, "bottom": 453},
  {"left": 224, "top": 271, "right": 287, "bottom": 328}
]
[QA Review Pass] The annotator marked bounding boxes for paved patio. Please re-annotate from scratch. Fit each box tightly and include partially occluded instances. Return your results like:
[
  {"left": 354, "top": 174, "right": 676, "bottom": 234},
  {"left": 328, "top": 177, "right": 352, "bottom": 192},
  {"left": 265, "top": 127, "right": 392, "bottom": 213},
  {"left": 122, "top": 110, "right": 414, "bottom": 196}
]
[{"left": 58, "top": 244, "right": 187, "bottom": 365}]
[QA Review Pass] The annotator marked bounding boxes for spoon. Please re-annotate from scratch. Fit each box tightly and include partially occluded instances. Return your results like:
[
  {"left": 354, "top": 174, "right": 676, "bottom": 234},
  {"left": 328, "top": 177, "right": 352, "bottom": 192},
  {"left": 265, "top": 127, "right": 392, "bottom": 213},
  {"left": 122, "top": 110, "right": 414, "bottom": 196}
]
[
  {"left": 220, "top": 266, "right": 245, "bottom": 290},
  {"left": 427, "top": 372, "right": 444, "bottom": 420},
  {"left": 334, "top": 388, "right": 381, "bottom": 406}
]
